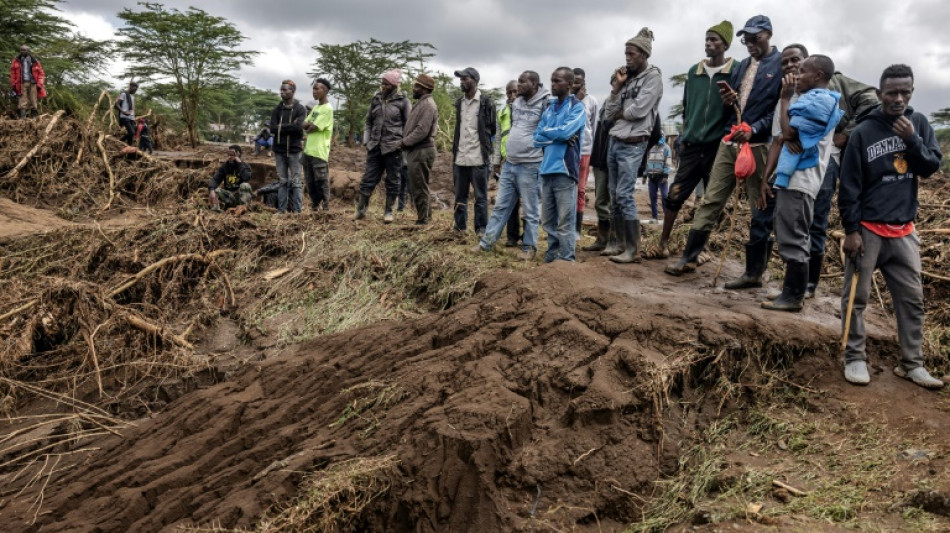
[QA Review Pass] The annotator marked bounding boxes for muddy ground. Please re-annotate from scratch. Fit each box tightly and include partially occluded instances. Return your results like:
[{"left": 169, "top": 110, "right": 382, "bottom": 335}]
[{"left": 0, "top": 116, "right": 949, "bottom": 532}]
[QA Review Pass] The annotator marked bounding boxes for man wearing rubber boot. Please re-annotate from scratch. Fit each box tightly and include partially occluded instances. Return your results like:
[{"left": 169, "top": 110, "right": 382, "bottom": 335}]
[
  {"left": 602, "top": 28, "right": 663, "bottom": 264},
  {"left": 838, "top": 64, "right": 944, "bottom": 389},
  {"left": 665, "top": 15, "right": 782, "bottom": 281},
  {"left": 804, "top": 72, "right": 879, "bottom": 298},
  {"left": 761, "top": 55, "right": 842, "bottom": 312},
  {"left": 582, "top": 104, "right": 614, "bottom": 252},
  {"left": 355, "top": 70, "right": 411, "bottom": 222},
  {"left": 653, "top": 21, "right": 735, "bottom": 259}
]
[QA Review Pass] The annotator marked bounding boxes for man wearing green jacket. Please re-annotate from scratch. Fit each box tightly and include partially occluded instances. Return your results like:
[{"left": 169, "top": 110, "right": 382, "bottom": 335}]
[{"left": 654, "top": 20, "right": 735, "bottom": 258}]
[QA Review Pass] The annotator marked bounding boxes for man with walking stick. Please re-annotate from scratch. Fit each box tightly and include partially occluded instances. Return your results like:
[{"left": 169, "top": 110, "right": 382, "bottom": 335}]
[{"left": 838, "top": 64, "right": 943, "bottom": 388}]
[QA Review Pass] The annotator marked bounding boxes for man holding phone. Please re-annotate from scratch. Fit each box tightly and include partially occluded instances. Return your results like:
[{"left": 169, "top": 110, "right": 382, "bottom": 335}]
[
  {"left": 666, "top": 15, "right": 783, "bottom": 282},
  {"left": 651, "top": 20, "right": 736, "bottom": 258}
]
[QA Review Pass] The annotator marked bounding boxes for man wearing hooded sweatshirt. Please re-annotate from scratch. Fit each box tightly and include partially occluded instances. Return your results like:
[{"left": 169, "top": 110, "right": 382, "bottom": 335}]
[
  {"left": 535, "top": 67, "right": 587, "bottom": 263},
  {"left": 838, "top": 64, "right": 944, "bottom": 389},
  {"left": 666, "top": 15, "right": 782, "bottom": 284},
  {"left": 270, "top": 80, "right": 307, "bottom": 213},
  {"left": 602, "top": 28, "right": 663, "bottom": 264},
  {"left": 476, "top": 71, "right": 550, "bottom": 259},
  {"left": 356, "top": 69, "right": 411, "bottom": 222},
  {"left": 10, "top": 45, "right": 46, "bottom": 119}
]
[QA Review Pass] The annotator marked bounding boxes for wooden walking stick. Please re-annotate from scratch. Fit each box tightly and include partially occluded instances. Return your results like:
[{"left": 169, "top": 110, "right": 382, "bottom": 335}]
[{"left": 841, "top": 260, "right": 861, "bottom": 352}]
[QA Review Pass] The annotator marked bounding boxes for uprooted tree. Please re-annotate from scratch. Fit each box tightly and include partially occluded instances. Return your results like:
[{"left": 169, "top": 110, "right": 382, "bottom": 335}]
[
  {"left": 311, "top": 39, "right": 435, "bottom": 147},
  {"left": 115, "top": 2, "right": 257, "bottom": 147}
]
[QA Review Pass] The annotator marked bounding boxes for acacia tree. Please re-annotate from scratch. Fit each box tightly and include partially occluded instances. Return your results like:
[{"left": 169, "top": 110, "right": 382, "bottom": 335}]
[
  {"left": 116, "top": 3, "right": 257, "bottom": 147},
  {"left": 311, "top": 39, "right": 434, "bottom": 147}
]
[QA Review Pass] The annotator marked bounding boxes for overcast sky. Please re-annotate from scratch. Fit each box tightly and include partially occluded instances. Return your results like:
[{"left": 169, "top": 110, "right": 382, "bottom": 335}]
[{"left": 58, "top": 0, "right": 950, "bottom": 121}]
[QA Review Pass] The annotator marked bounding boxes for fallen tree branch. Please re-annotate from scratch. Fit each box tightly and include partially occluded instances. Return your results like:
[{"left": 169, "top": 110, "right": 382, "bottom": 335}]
[
  {"left": 97, "top": 133, "right": 117, "bottom": 211},
  {"left": 124, "top": 313, "right": 194, "bottom": 350},
  {"left": 923, "top": 270, "right": 950, "bottom": 282},
  {"left": 772, "top": 479, "right": 808, "bottom": 496},
  {"left": 918, "top": 228, "right": 950, "bottom": 235},
  {"left": 108, "top": 249, "right": 235, "bottom": 298},
  {"left": 4, "top": 110, "right": 66, "bottom": 180}
]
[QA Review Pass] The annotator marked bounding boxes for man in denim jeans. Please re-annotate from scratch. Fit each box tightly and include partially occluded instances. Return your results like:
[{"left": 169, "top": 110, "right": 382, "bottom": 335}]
[
  {"left": 474, "top": 71, "right": 550, "bottom": 260},
  {"left": 534, "top": 67, "right": 587, "bottom": 263},
  {"left": 602, "top": 28, "right": 663, "bottom": 263},
  {"left": 269, "top": 80, "right": 307, "bottom": 213}
]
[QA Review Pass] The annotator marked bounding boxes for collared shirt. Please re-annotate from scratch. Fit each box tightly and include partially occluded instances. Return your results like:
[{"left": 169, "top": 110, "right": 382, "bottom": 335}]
[
  {"left": 578, "top": 93, "right": 599, "bottom": 156},
  {"left": 456, "top": 89, "right": 483, "bottom": 166}
]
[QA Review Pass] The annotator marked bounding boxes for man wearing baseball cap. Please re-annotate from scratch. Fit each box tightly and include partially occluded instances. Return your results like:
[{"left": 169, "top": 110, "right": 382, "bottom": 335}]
[
  {"left": 399, "top": 74, "right": 440, "bottom": 224},
  {"left": 666, "top": 14, "right": 783, "bottom": 287},
  {"left": 452, "top": 67, "right": 496, "bottom": 235}
]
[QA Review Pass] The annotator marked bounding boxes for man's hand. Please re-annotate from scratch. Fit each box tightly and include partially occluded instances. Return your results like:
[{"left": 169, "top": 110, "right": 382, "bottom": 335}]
[
  {"left": 731, "top": 130, "right": 750, "bottom": 144},
  {"left": 757, "top": 180, "right": 774, "bottom": 211},
  {"left": 719, "top": 87, "right": 737, "bottom": 107},
  {"left": 611, "top": 67, "right": 627, "bottom": 93},
  {"left": 893, "top": 116, "right": 916, "bottom": 141},
  {"left": 785, "top": 139, "right": 804, "bottom": 154},
  {"left": 843, "top": 231, "right": 864, "bottom": 260},
  {"left": 833, "top": 132, "right": 849, "bottom": 149},
  {"left": 208, "top": 189, "right": 218, "bottom": 208},
  {"left": 780, "top": 73, "right": 797, "bottom": 100},
  {"left": 493, "top": 164, "right": 501, "bottom": 177}
]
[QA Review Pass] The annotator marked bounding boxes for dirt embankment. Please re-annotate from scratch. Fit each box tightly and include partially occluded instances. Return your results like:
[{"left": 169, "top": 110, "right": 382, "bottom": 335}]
[{"left": 4, "top": 258, "right": 945, "bottom": 532}]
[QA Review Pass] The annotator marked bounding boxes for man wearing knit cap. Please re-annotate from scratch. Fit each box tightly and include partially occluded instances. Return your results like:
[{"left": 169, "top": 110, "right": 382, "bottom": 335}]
[
  {"left": 666, "top": 14, "right": 783, "bottom": 285},
  {"left": 651, "top": 20, "right": 736, "bottom": 259},
  {"left": 399, "top": 73, "right": 440, "bottom": 224},
  {"left": 602, "top": 27, "right": 664, "bottom": 263},
  {"left": 356, "top": 69, "right": 412, "bottom": 222},
  {"left": 452, "top": 67, "right": 497, "bottom": 235}
]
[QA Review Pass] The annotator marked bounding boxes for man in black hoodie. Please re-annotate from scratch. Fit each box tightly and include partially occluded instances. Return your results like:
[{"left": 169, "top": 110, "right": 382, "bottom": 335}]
[
  {"left": 269, "top": 80, "right": 307, "bottom": 213},
  {"left": 838, "top": 64, "right": 944, "bottom": 389}
]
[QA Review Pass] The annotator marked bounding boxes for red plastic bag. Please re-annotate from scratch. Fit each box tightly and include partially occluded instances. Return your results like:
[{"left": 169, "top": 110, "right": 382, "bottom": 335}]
[{"left": 722, "top": 122, "right": 756, "bottom": 180}]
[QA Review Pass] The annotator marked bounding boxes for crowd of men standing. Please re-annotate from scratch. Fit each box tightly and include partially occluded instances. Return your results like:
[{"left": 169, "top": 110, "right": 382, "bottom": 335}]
[{"left": 10, "top": 13, "right": 944, "bottom": 389}]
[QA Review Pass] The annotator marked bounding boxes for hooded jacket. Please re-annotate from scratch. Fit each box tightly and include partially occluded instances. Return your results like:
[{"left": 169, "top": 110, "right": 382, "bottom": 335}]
[
  {"left": 724, "top": 46, "right": 782, "bottom": 144},
  {"left": 453, "top": 92, "right": 496, "bottom": 165},
  {"left": 775, "top": 88, "right": 844, "bottom": 188},
  {"left": 680, "top": 58, "right": 736, "bottom": 145},
  {"left": 9, "top": 54, "right": 46, "bottom": 98},
  {"left": 534, "top": 94, "right": 586, "bottom": 180},
  {"left": 209, "top": 160, "right": 251, "bottom": 192},
  {"left": 838, "top": 107, "right": 943, "bottom": 234},
  {"left": 589, "top": 106, "right": 614, "bottom": 170},
  {"left": 604, "top": 64, "right": 663, "bottom": 139},
  {"left": 499, "top": 87, "right": 551, "bottom": 165},
  {"left": 366, "top": 89, "right": 411, "bottom": 155},
  {"left": 270, "top": 100, "right": 307, "bottom": 155}
]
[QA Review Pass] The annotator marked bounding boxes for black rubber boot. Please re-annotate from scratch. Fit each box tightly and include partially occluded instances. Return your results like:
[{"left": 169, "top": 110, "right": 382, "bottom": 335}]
[
  {"left": 664, "top": 229, "right": 710, "bottom": 276},
  {"left": 610, "top": 219, "right": 642, "bottom": 263},
  {"left": 575, "top": 212, "right": 583, "bottom": 236},
  {"left": 583, "top": 219, "right": 610, "bottom": 252},
  {"left": 383, "top": 195, "right": 396, "bottom": 223},
  {"left": 601, "top": 214, "right": 626, "bottom": 256},
  {"left": 18, "top": 109, "right": 26, "bottom": 119},
  {"left": 725, "top": 239, "right": 770, "bottom": 290},
  {"left": 354, "top": 194, "right": 369, "bottom": 220},
  {"left": 806, "top": 252, "right": 824, "bottom": 299},
  {"left": 762, "top": 260, "right": 808, "bottom": 312}
]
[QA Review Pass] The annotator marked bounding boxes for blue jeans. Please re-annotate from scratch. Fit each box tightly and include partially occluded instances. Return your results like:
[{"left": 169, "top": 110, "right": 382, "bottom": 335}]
[
  {"left": 647, "top": 175, "right": 668, "bottom": 219},
  {"left": 809, "top": 157, "right": 839, "bottom": 257},
  {"left": 275, "top": 151, "right": 303, "bottom": 213},
  {"left": 480, "top": 162, "right": 541, "bottom": 251},
  {"left": 607, "top": 138, "right": 647, "bottom": 220},
  {"left": 541, "top": 173, "right": 577, "bottom": 263}
]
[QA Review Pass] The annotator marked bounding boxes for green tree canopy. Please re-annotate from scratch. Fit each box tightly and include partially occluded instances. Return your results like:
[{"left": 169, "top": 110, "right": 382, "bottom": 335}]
[
  {"left": 115, "top": 2, "right": 257, "bottom": 147},
  {"left": 311, "top": 39, "right": 434, "bottom": 147}
]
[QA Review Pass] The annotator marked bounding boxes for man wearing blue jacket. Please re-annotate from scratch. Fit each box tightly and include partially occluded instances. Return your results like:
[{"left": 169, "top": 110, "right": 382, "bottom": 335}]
[
  {"left": 534, "top": 67, "right": 587, "bottom": 263},
  {"left": 838, "top": 64, "right": 944, "bottom": 389},
  {"left": 666, "top": 15, "right": 782, "bottom": 282}
]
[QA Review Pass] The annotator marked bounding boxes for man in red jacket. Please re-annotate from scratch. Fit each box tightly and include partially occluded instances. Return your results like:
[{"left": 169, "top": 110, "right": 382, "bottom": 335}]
[{"left": 9, "top": 45, "right": 46, "bottom": 118}]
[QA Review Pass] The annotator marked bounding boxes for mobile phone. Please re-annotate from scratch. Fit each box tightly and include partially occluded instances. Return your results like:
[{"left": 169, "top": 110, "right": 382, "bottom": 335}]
[{"left": 716, "top": 80, "right": 733, "bottom": 92}]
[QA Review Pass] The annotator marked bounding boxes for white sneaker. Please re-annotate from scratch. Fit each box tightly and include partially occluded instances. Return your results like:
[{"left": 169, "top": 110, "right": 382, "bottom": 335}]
[
  {"left": 894, "top": 366, "right": 945, "bottom": 389},
  {"left": 844, "top": 361, "right": 870, "bottom": 385}
]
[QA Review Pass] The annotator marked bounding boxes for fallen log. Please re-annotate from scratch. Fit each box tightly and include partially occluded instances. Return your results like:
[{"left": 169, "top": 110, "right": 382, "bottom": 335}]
[{"left": 4, "top": 110, "right": 66, "bottom": 180}]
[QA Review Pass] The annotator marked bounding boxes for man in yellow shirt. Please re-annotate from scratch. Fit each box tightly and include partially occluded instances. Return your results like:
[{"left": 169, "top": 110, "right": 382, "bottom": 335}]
[{"left": 303, "top": 78, "right": 334, "bottom": 211}]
